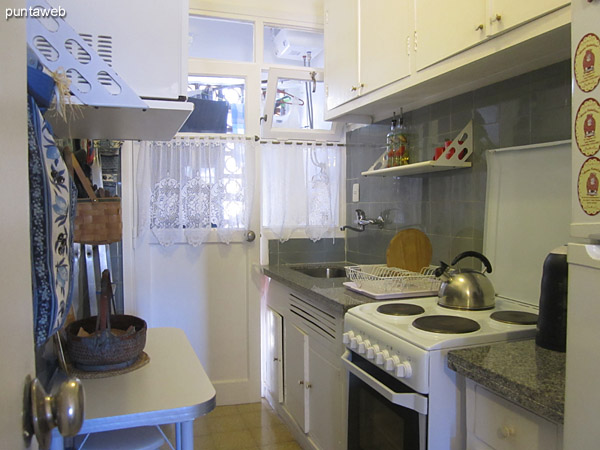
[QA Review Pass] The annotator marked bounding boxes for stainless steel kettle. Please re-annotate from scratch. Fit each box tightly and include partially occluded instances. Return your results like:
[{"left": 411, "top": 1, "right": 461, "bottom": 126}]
[{"left": 434, "top": 251, "right": 495, "bottom": 310}]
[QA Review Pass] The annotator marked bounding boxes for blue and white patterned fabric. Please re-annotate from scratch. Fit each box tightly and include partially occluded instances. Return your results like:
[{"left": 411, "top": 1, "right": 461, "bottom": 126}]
[{"left": 28, "top": 95, "right": 76, "bottom": 346}]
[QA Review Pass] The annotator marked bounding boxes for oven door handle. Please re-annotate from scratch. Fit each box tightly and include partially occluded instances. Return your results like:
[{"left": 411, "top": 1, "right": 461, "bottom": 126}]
[{"left": 341, "top": 350, "right": 428, "bottom": 415}]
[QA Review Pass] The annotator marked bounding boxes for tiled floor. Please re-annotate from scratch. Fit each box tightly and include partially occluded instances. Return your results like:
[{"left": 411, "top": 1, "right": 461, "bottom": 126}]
[{"left": 160, "top": 399, "right": 302, "bottom": 450}]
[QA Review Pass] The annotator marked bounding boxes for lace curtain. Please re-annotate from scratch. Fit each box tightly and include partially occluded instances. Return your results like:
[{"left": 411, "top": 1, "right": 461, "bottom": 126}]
[
  {"left": 261, "top": 142, "right": 341, "bottom": 242},
  {"left": 136, "top": 137, "right": 255, "bottom": 246}
]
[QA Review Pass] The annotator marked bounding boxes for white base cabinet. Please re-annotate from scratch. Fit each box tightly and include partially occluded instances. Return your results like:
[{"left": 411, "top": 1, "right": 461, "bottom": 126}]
[
  {"left": 285, "top": 322, "right": 309, "bottom": 433},
  {"left": 465, "top": 380, "right": 563, "bottom": 450},
  {"left": 264, "top": 279, "right": 347, "bottom": 450},
  {"left": 265, "top": 307, "right": 283, "bottom": 405}
]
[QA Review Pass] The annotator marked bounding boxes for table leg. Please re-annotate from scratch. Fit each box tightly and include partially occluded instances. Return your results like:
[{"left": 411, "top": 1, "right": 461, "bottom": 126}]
[
  {"left": 175, "top": 423, "right": 182, "bottom": 450},
  {"left": 176, "top": 421, "right": 194, "bottom": 450},
  {"left": 49, "top": 430, "right": 64, "bottom": 450}
]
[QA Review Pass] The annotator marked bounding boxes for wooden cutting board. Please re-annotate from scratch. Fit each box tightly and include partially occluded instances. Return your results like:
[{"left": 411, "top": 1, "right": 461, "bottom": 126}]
[{"left": 386, "top": 229, "right": 432, "bottom": 272}]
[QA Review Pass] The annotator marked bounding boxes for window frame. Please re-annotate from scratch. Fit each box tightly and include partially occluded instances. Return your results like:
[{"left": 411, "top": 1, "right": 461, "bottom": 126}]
[
  {"left": 261, "top": 67, "right": 344, "bottom": 141},
  {"left": 184, "top": 13, "right": 345, "bottom": 243}
]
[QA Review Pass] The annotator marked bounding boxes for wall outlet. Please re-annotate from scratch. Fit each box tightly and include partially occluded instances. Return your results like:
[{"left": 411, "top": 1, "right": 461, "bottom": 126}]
[{"left": 352, "top": 183, "right": 360, "bottom": 202}]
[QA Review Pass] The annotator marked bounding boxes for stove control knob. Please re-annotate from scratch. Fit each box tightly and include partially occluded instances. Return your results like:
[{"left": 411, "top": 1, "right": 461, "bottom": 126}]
[
  {"left": 342, "top": 331, "right": 354, "bottom": 345},
  {"left": 385, "top": 355, "right": 401, "bottom": 372},
  {"left": 376, "top": 350, "right": 389, "bottom": 365},
  {"left": 367, "top": 344, "right": 380, "bottom": 360},
  {"left": 396, "top": 361, "right": 413, "bottom": 379},
  {"left": 350, "top": 335, "right": 362, "bottom": 350},
  {"left": 358, "top": 340, "right": 371, "bottom": 354}
]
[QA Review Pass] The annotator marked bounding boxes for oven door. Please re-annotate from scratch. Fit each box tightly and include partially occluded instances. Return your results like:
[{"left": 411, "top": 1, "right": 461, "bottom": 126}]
[{"left": 342, "top": 350, "right": 428, "bottom": 450}]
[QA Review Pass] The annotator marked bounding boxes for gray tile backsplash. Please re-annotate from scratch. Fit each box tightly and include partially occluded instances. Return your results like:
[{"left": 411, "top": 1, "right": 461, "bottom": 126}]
[
  {"left": 267, "top": 61, "right": 571, "bottom": 268},
  {"left": 345, "top": 60, "right": 571, "bottom": 269},
  {"left": 269, "top": 238, "right": 346, "bottom": 265}
]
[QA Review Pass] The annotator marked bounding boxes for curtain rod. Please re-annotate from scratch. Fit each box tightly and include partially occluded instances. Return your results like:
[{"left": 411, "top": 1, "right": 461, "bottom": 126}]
[
  {"left": 258, "top": 139, "right": 345, "bottom": 146},
  {"left": 175, "top": 133, "right": 344, "bottom": 146},
  {"left": 175, "top": 133, "right": 257, "bottom": 141}
]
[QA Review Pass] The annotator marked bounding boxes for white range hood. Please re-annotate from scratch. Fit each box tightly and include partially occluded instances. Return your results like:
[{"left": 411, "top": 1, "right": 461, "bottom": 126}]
[
  {"left": 45, "top": 100, "right": 193, "bottom": 141},
  {"left": 27, "top": 0, "right": 192, "bottom": 141}
]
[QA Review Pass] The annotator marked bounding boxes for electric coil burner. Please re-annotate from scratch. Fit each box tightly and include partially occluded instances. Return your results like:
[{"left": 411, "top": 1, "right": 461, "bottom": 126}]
[
  {"left": 342, "top": 296, "right": 538, "bottom": 450},
  {"left": 412, "top": 315, "right": 481, "bottom": 333},
  {"left": 376, "top": 303, "right": 425, "bottom": 316},
  {"left": 490, "top": 310, "right": 538, "bottom": 325}
]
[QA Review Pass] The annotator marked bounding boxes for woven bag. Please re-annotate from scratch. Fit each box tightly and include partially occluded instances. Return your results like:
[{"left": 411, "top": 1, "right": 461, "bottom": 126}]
[{"left": 72, "top": 154, "right": 122, "bottom": 245}]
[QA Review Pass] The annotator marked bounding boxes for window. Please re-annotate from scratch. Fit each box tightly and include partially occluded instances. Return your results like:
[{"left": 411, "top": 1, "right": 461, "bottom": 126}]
[
  {"left": 261, "top": 142, "right": 342, "bottom": 242},
  {"left": 181, "top": 76, "right": 246, "bottom": 134},
  {"left": 263, "top": 26, "right": 324, "bottom": 68},
  {"left": 136, "top": 137, "right": 255, "bottom": 245},
  {"left": 180, "top": 16, "right": 344, "bottom": 242},
  {"left": 188, "top": 16, "right": 254, "bottom": 62},
  {"left": 262, "top": 68, "right": 343, "bottom": 140}
]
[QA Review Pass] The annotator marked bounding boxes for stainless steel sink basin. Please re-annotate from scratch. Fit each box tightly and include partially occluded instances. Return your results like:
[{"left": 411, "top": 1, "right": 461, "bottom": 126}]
[{"left": 292, "top": 266, "right": 347, "bottom": 278}]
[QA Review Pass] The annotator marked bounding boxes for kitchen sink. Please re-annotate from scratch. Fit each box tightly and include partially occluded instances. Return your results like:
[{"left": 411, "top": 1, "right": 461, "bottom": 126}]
[{"left": 291, "top": 266, "right": 347, "bottom": 278}]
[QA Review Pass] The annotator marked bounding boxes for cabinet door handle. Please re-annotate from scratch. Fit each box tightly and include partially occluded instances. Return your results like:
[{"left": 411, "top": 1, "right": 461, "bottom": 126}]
[
  {"left": 273, "top": 357, "right": 279, "bottom": 362},
  {"left": 406, "top": 35, "right": 410, "bottom": 56},
  {"left": 305, "top": 383, "right": 312, "bottom": 389},
  {"left": 500, "top": 425, "right": 515, "bottom": 438},
  {"left": 475, "top": 24, "right": 484, "bottom": 31},
  {"left": 298, "top": 380, "right": 304, "bottom": 385},
  {"left": 350, "top": 83, "right": 364, "bottom": 92},
  {"left": 413, "top": 30, "right": 418, "bottom": 52},
  {"left": 490, "top": 13, "right": 502, "bottom": 23}
]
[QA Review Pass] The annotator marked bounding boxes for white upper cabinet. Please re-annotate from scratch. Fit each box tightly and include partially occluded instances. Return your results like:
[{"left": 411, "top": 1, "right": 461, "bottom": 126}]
[
  {"left": 415, "top": 0, "right": 487, "bottom": 71},
  {"left": 360, "top": 0, "right": 412, "bottom": 94},
  {"left": 489, "top": 0, "right": 570, "bottom": 34},
  {"left": 324, "top": 0, "right": 571, "bottom": 122},
  {"left": 325, "top": 0, "right": 412, "bottom": 110},
  {"left": 415, "top": 0, "right": 570, "bottom": 71},
  {"left": 324, "top": 0, "right": 359, "bottom": 110}
]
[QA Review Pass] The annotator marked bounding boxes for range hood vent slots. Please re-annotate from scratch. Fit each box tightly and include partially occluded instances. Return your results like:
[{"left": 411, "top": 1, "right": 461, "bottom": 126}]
[{"left": 26, "top": 0, "right": 192, "bottom": 141}]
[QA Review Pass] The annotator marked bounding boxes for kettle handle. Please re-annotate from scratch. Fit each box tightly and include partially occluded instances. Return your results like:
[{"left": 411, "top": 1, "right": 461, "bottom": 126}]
[
  {"left": 450, "top": 251, "right": 493, "bottom": 273},
  {"left": 434, "top": 261, "right": 449, "bottom": 277}
]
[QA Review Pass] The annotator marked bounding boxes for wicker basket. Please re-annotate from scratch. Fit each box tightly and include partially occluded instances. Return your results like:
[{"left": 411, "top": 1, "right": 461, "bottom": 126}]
[
  {"left": 73, "top": 198, "right": 122, "bottom": 244},
  {"left": 72, "top": 154, "right": 122, "bottom": 245},
  {"left": 65, "top": 315, "right": 147, "bottom": 371}
]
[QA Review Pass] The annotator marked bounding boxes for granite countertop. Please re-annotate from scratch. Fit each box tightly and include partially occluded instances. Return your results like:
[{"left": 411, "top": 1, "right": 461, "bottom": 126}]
[
  {"left": 447, "top": 339, "right": 565, "bottom": 424},
  {"left": 262, "top": 262, "right": 375, "bottom": 316}
]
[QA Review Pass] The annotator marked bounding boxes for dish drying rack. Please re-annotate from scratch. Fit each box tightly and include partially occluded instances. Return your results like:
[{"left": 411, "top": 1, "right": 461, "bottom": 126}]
[{"left": 345, "top": 265, "right": 441, "bottom": 295}]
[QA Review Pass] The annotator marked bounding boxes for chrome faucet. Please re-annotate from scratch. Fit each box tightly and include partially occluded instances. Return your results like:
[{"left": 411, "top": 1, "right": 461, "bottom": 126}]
[{"left": 340, "top": 209, "right": 385, "bottom": 232}]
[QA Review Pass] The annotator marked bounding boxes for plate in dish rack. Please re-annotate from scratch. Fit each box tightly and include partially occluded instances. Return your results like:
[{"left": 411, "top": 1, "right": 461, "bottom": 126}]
[{"left": 343, "top": 282, "right": 438, "bottom": 300}]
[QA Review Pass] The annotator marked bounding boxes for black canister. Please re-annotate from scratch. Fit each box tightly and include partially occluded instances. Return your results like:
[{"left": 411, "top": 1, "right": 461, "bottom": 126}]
[{"left": 535, "top": 246, "right": 568, "bottom": 352}]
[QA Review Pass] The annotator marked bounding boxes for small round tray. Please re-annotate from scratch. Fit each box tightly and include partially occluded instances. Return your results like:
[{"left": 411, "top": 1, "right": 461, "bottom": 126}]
[{"left": 67, "top": 352, "right": 150, "bottom": 379}]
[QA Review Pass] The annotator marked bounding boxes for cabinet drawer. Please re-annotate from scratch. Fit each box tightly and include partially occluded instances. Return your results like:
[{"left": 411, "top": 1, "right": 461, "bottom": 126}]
[{"left": 470, "top": 383, "right": 560, "bottom": 450}]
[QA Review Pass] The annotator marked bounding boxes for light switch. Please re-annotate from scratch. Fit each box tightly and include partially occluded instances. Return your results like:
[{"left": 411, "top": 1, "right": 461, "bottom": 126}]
[{"left": 352, "top": 183, "right": 360, "bottom": 202}]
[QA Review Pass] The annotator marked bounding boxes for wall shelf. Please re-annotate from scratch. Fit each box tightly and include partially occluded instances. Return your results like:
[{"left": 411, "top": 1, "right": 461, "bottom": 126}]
[
  {"left": 362, "top": 160, "right": 471, "bottom": 177},
  {"left": 361, "top": 121, "right": 473, "bottom": 177}
]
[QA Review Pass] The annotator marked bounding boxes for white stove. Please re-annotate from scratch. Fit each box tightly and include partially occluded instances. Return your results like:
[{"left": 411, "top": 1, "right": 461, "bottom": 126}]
[
  {"left": 347, "top": 296, "right": 538, "bottom": 349},
  {"left": 342, "top": 296, "right": 538, "bottom": 449}
]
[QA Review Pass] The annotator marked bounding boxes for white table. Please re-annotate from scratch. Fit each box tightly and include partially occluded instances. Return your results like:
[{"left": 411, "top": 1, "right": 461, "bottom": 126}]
[{"left": 51, "top": 327, "right": 216, "bottom": 450}]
